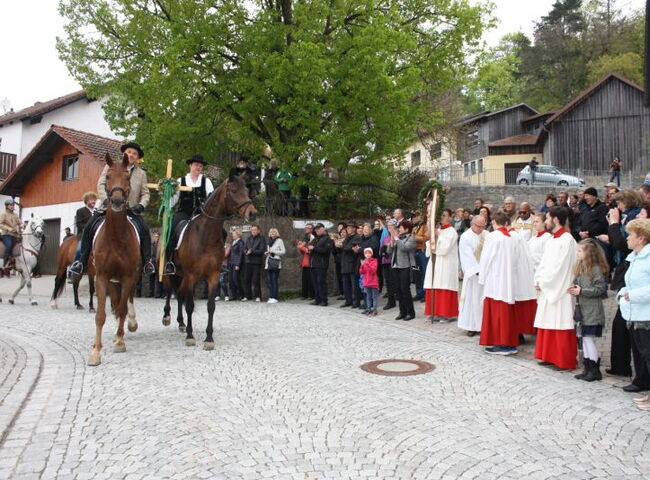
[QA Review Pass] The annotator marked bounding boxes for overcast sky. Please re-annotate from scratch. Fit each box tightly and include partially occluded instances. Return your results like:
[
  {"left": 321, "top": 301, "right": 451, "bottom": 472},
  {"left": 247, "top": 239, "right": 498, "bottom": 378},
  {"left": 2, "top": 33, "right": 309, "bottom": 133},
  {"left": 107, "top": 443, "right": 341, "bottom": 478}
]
[{"left": 0, "top": 0, "right": 645, "bottom": 112}]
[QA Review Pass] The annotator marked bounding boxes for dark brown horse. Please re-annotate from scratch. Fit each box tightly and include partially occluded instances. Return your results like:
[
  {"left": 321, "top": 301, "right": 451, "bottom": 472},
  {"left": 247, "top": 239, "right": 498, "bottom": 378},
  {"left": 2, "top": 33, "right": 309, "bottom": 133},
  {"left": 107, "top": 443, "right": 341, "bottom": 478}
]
[
  {"left": 162, "top": 172, "right": 256, "bottom": 349},
  {"left": 50, "top": 236, "right": 96, "bottom": 311},
  {"left": 87, "top": 153, "right": 141, "bottom": 366}
]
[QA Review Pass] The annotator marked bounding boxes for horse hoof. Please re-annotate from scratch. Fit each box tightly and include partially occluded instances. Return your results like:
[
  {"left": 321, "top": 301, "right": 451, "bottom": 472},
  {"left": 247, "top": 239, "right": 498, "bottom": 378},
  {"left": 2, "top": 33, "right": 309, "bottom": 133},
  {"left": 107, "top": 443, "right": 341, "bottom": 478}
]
[
  {"left": 8, "top": 299, "right": 14, "bottom": 305},
  {"left": 113, "top": 344, "right": 126, "bottom": 353},
  {"left": 203, "top": 341, "right": 215, "bottom": 351},
  {"left": 31, "top": 301, "right": 38, "bottom": 306},
  {"left": 76, "top": 305, "right": 84, "bottom": 310},
  {"left": 50, "top": 301, "right": 58, "bottom": 309},
  {"left": 162, "top": 316, "right": 171, "bottom": 326},
  {"left": 185, "top": 338, "right": 196, "bottom": 347},
  {"left": 87, "top": 354, "right": 101, "bottom": 366},
  {"left": 178, "top": 325, "right": 186, "bottom": 333},
  {"left": 89, "top": 308, "right": 96, "bottom": 313},
  {"left": 127, "top": 323, "right": 138, "bottom": 333}
]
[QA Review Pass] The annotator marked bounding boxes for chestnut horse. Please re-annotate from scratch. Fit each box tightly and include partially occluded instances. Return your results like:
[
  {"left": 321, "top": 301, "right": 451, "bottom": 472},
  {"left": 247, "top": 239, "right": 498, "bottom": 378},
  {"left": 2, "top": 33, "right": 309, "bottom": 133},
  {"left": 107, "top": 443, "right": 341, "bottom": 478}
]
[
  {"left": 162, "top": 172, "right": 257, "bottom": 349},
  {"left": 50, "top": 236, "right": 95, "bottom": 311},
  {"left": 87, "top": 153, "right": 141, "bottom": 366}
]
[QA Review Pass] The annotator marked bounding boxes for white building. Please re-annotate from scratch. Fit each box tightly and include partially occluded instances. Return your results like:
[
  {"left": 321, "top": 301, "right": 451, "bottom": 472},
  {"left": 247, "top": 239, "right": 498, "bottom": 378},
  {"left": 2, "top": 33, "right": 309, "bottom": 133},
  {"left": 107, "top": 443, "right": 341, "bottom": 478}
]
[{"left": 402, "top": 135, "right": 456, "bottom": 177}]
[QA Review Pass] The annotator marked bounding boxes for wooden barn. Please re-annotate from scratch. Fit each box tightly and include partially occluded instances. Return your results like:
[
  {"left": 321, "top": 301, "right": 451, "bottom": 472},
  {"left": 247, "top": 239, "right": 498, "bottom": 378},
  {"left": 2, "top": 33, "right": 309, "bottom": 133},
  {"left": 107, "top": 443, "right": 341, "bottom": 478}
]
[{"left": 0, "top": 125, "right": 121, "bottom": 274}]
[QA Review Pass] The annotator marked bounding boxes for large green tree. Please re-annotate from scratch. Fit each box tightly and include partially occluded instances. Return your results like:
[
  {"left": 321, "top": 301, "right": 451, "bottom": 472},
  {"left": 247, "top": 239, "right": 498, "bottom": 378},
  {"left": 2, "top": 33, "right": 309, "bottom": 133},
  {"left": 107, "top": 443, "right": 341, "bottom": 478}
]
[{"left": 57, "top": 0, "right": 487, "bottom": 178}]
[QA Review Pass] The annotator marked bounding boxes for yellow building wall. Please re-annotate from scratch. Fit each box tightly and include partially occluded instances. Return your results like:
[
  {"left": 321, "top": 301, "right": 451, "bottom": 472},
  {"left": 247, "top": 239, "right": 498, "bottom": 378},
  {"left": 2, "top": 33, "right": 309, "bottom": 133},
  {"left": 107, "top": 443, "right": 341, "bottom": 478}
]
[{"left": 458, "top": 154, "right": 544, "bottom": 185}]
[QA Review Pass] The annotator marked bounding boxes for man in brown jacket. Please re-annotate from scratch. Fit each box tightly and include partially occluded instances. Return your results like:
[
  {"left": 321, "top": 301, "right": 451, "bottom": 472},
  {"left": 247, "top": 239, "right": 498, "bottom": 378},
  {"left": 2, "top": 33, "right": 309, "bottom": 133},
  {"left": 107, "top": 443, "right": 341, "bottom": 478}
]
[
  {"left": 0, "top": 198, "right": 21, "bottom": 276},
  {"left": 69, "top": 142, "right": 154, "bottom": 277}
]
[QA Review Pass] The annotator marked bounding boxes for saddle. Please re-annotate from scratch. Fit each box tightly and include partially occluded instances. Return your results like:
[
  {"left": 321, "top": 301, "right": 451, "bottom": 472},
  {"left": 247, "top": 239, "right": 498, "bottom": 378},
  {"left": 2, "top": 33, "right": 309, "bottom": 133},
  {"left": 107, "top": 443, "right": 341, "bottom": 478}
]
[{"left": 92, "top": 216, "right": 140, "bottom": 247}]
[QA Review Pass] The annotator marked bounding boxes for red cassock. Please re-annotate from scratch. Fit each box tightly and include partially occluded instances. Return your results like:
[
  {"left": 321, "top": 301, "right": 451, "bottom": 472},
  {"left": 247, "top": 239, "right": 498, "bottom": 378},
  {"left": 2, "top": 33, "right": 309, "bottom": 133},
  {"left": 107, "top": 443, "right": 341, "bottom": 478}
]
[
  {"left": 479, "top": 298, "right": 518, "bottom": 347},
  {"left": 425, "top": 289, "right": 459, "bottom": 318},
  {"left": 535, "top": 328, "right": 577, "bottom": 370},
  {"left": 514, "top": 300, "right": 537, "bottom": 335}
]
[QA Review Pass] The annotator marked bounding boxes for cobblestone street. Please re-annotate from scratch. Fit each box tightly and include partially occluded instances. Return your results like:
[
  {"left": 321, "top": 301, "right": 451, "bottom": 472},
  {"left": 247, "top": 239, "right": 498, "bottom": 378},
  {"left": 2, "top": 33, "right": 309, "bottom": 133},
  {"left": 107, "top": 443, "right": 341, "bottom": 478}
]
[{"left": 1, "top": 278, "right": 649, "bottom": 479}]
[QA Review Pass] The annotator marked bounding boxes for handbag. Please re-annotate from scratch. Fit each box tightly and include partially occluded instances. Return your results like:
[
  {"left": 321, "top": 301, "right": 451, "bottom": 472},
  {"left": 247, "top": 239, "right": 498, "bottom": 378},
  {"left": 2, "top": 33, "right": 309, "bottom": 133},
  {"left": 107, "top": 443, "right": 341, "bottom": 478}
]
[
  {"left": 573, "top": 302, "right": 583, "bottom": 324},
  {"left": 267, "top": 255, "right": 281, "bottom": 270}
]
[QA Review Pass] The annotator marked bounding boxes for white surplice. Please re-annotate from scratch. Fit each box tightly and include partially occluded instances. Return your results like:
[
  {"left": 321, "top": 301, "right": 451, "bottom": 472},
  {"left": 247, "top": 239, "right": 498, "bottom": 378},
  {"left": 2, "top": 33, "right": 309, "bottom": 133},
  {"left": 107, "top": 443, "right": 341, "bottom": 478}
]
[
  {"left": 424, "top": 226, "right": 459, "bottom": 292},
  {"left": 478, "top": 228, "right": 517, "bottom": 304},
  {"left": 528, "top": 231, "right": 551, "bottom": 273},
  {"left": 458, "top": 228, "right": 487, "bottom": 332},
  {"left": 512, "top": 230, "right": 536, "bottom": 301},
  {"left": 512, "top": 216, "right": 534, "bottom": 242},
  {"left": 533, "top": 228, "right": 577, "bottom": 330}
]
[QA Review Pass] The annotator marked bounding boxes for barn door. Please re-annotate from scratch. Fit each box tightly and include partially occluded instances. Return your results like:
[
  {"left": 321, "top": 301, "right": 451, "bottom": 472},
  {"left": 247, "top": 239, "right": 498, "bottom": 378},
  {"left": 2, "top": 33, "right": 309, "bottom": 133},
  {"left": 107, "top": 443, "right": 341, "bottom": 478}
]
[{"left": 40, "top": 219, "right": 61, "bottom": 275}]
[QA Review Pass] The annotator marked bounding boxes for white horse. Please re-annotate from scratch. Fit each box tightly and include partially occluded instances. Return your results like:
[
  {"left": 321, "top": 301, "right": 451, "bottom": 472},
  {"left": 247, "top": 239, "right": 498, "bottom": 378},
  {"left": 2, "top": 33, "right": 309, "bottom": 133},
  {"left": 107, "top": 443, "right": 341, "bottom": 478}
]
[{"left": 0, "top": 215, "right": 45, "bottom": 305}]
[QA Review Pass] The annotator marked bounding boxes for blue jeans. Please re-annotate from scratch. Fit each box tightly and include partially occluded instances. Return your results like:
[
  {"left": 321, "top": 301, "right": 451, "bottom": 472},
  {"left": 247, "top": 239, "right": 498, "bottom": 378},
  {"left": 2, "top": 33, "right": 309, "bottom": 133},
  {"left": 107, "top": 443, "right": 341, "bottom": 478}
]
[
  {"left": 365, "top": 287, "right": 379, "bottom": 312},
  {"left": 610, "top": 170, "right": 621, "bottom": 187},
  {"left": 414, "top": 250, "right": 429, "bottom": 299},
  {"left": 2, "top": 235, "right": 15, "bottom": 263},
  {"left": 267, "top": 269, "right": 280, "bottom": 300},
  {"left": 216, "top": 271, "right": 229, "bottom": 298}
]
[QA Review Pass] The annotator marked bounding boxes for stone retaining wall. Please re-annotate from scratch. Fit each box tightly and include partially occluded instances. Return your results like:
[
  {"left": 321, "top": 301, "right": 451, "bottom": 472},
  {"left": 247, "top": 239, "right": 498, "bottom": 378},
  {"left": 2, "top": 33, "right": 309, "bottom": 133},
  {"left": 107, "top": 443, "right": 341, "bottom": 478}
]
[{"left": 445, "top": 185, "right": 584, "bottom": 212}]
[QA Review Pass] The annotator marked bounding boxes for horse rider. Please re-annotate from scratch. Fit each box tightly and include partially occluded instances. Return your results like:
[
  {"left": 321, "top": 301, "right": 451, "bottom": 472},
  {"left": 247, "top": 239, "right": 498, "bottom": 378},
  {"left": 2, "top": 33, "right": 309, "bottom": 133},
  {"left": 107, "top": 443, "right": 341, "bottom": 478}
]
[
  {"left": 164, "top": 154, "right": 214, "bottom": 274},
  {"left": 0, "top": 198, "right": 22, "bottom": 277},
  {"left": 69, "top": 142, "right": 155, "bottom": 278},
  {"left": 67, "top": 192, "right": 98, "bottom": 281}
]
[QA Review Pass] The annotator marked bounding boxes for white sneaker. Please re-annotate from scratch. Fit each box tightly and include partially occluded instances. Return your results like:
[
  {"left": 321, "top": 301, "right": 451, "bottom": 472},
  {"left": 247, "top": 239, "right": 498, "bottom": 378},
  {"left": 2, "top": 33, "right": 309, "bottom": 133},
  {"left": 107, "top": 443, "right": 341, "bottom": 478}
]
[
  {"left": 215, "top": 296, "right": 221, "bottom": 301},
  {"left": 241, "top": 298, "right": 248, "bottom": 302},
  {"left": 268, "top": 298, "right": 278, "bottom": 304},
  {"left": 255, "top": 297, "right": 261, "bottom": 302},
  {"left": 224, "top": 296, "right": 230, "bottom": 302}
]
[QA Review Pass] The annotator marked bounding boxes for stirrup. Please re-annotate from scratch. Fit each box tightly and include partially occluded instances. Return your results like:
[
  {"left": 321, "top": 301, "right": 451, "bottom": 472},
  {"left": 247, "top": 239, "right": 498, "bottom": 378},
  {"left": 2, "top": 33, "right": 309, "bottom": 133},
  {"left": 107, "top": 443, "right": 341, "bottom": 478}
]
[
  {"left": 143, "top": 260, "right": 155, "bottom": 275},
  {"left": 163, "top": 261, "right": 176, "bottom": 275},
  {"left": 68, "top": 261, "right": 83, "bottom": 277}
]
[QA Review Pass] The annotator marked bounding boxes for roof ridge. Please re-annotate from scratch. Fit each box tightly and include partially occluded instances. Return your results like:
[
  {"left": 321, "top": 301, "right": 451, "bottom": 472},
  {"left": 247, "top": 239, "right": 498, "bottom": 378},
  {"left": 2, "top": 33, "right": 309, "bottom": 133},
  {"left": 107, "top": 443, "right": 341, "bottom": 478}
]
[
  {"left": 51, "top": 124, "right": 122, "bottom": 145},
  {"left": 0, "top": 90, "right": 88, "bottom": 125}
]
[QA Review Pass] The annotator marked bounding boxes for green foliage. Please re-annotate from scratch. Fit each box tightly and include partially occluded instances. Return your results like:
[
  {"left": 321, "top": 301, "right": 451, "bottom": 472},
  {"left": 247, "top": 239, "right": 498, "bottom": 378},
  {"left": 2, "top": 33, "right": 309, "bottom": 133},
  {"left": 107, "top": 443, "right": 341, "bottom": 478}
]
[
  {"left": 588, "top": 52, "right": 644, "bottom": 84},
  {"left": 57, "top": 0, "right": 487, "bottom": 180},
  {"left": 417, "top": 180, "right": 445, "bottom": 221}
]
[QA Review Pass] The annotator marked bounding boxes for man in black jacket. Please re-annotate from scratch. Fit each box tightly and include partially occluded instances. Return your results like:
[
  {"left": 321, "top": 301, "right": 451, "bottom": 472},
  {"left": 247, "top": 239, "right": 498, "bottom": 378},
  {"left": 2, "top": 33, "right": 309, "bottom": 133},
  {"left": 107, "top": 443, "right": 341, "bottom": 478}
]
[
  {"left": 340, "top": 222, "right": 361, "bottom": 308},
  {"left": 243, "top": 224, "right": 266, "bottom": 301},
  {"left": 309, "top": 223, "right": 333, "bottom": 306},
  {"left": 579, "top": 187, "right": 608, "bottom": 240}
]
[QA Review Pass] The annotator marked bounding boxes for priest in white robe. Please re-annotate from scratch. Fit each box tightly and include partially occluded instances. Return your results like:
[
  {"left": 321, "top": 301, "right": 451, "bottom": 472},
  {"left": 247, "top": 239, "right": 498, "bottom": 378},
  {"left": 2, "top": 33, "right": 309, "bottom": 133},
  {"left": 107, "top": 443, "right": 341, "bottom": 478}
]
[
  {"left": 528, "top": 212, "right": 551, "bottom": 272},
  {"left": 458, "top": 216, "right": 487, "bottom": 336},
  {"left": 534, "top": 206, "right": 578, "bottom": 370},
  {"left": 478, "top": 211, "right": 519, "bottom": 355},
  {"left": 424, "top": 209, "right": 459, "bottom": 322}
]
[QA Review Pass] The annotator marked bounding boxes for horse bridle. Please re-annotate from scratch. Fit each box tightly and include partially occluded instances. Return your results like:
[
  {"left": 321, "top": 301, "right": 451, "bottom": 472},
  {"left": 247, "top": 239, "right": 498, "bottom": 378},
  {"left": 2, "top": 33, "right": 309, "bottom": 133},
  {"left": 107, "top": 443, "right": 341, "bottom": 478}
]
[
  {"left": 200, "top": 199, "right": 253, "bottom": 221},
  {"left": 108, "top": 186, "right": 129, "bottom": 200}
]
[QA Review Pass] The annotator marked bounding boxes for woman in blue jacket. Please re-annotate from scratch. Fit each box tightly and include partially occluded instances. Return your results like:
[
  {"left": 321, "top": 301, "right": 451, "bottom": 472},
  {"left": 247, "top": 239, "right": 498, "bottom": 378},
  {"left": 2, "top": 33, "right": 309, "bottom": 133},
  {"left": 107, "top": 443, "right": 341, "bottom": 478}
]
[{"left": 617, "top": 218, "right": 650, "bottom": 410}]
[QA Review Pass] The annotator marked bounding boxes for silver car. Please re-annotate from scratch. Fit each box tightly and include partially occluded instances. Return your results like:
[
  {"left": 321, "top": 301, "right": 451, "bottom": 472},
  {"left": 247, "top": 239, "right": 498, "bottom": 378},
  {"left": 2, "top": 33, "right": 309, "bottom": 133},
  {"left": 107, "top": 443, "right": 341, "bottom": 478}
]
[{"left": 517, "top": 165, "right": 585, "bottom": 186}]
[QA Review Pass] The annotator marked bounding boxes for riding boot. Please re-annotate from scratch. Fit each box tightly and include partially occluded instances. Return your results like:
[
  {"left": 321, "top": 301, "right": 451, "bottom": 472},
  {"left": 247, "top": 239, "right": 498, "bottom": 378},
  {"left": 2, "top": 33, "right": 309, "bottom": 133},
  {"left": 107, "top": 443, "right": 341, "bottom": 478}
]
[
  {"left": 70, "top": 212, "right": 102, "bottom": 277},
  {"left": 140, "top": 231, "right": 155, "bottom": 275},
  {"left": 164, "top": 231, "right": 177, "bottom": 275}
]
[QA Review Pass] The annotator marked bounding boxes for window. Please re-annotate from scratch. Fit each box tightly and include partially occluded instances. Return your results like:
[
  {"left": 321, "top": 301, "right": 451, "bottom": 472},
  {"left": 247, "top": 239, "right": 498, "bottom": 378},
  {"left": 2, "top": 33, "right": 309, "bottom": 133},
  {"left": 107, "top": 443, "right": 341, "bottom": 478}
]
[
  {"left": 470, "top": 161, "right": 477, "bottom": 175},
  {"left": 478, "top": 158, "right": 484, "bottom": 173},
  {"left": 464, "top": 163, "right": 470, "bottom": 177},
  {"left": 411, "top": 150, "right": 421, "bottom": 168},
  {"left": 430, "top": 142, "right": 442, "bottom": 159},
  {"left": 465, "top": 129, "right": 480, "bottom": 148},
  {"left": 62, "top": 154, "right": 79, "bottom": 181}
]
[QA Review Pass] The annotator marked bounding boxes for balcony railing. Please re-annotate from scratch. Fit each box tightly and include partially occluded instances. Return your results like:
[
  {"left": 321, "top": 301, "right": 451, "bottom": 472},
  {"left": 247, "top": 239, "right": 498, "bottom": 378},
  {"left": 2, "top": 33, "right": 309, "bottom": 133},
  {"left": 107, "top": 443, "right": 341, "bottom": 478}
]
[{"left": 0, "top": 152, "right": 17, "bottom": 180}]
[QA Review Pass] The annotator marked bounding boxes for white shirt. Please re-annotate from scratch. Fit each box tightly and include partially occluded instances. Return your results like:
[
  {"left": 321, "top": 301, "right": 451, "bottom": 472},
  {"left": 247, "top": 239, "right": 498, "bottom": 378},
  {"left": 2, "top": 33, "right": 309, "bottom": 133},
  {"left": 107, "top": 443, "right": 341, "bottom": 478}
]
[{"left": 171, "top": 174, "right": 215, "bottom": 207}]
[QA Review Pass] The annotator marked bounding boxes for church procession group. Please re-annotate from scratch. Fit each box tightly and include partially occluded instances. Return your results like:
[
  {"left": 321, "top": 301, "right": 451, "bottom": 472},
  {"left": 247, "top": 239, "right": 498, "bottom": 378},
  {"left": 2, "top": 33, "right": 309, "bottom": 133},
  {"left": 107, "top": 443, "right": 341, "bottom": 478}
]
[{"left": 426, "top": 188, "right": 650, "bottom": 413}]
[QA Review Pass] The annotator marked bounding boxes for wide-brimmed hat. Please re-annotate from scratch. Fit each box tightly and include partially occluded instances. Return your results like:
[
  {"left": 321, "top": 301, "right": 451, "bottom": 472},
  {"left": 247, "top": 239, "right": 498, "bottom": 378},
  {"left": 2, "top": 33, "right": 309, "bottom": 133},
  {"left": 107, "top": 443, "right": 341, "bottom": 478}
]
[
  {"left": 604, "top": 182, "right": 619, "bottom": 189},
  {"left": 120, "top": 142, "right": 144, "bottom": 159},
  {"left": 186, "top": 154, "right": 207, "bottom": 166}
]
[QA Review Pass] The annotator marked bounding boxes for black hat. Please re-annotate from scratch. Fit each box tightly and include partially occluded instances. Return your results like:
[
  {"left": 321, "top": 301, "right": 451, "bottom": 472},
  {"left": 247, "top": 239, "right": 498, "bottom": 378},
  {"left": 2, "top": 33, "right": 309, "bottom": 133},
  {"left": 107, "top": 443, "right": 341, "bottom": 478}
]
[
  {"left": 186, "top": 154, "right": 207, "bottom": 166},
  {"left": 314, "top": 223, "right": 325, "bottom": 230},
  {"left": 584, "top": 187, "right": 598, "bottom": 197},
  {"left": 120, "top": 142, "right": 144, "bottom": 159}
]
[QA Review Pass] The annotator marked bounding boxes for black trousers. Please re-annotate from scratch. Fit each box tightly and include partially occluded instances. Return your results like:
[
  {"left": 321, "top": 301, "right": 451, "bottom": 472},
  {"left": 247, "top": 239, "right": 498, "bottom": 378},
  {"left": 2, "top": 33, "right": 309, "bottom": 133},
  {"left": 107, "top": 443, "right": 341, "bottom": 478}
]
[
  {"left": 382, "top": 263, "right": 397, "bottom": 307},
  {"left": 608, "top": 308, "right": 633, "bottom": 376},
  {"left": 630, "top": 325, "right": 650, "bottom": 389},
  {"left": 244, "top": 263, "right": 262, "bottom": 300},
  {"left": 394, "top": 267, "right": 415, "bottom": 317},
  {"left": 311, "top": 268, "right": 328, "bottom": 305},
  {"left": 301, "top": 267, "right": 314, "bottom": 299},
  {"left": 342, "top": 272, "right": 359, "bottom": 306},
  {"left": 334, "top": 260, "right": 343, "bottom": 295}
]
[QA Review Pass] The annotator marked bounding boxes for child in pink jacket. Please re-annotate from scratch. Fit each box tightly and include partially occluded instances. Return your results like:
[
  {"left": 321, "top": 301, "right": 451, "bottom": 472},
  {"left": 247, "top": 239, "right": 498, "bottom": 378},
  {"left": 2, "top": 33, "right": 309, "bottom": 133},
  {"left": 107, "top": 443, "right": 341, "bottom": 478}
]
[{"left": 359, "top": 247, "right": 379, "bottom": 316}]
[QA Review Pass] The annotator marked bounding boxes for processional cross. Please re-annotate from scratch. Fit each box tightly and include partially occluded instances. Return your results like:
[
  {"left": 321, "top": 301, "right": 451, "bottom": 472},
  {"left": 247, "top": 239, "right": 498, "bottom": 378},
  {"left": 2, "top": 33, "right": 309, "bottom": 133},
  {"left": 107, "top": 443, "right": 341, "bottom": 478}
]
[{"left": 146, "top": 156, "right": 192, "bottom": 281}]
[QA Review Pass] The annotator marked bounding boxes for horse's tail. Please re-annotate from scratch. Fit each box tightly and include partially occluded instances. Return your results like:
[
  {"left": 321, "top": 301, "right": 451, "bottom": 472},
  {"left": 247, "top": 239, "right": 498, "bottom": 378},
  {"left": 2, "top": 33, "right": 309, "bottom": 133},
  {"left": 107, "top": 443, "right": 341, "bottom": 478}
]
[{"left": 51, "top": 237, "right": 77, "bottom": 300}]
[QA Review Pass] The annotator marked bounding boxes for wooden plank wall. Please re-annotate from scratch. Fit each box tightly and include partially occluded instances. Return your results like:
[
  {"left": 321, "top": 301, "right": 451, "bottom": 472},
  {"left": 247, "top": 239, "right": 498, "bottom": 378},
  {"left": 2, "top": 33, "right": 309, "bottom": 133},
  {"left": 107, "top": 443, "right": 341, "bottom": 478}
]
[
  {"left": 21, "top": 144, "right": 104, "bottom": 207},
  {"left": 546, "top": 79, "right": 650, "bottom": 172}
]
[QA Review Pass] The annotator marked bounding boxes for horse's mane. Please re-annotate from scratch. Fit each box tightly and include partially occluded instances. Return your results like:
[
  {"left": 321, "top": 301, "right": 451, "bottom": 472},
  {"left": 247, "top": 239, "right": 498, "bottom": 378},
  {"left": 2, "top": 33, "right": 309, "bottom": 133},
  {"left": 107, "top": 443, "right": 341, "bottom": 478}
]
[{"left": 202, "top": 174, "right": 245, "bottom": 211}]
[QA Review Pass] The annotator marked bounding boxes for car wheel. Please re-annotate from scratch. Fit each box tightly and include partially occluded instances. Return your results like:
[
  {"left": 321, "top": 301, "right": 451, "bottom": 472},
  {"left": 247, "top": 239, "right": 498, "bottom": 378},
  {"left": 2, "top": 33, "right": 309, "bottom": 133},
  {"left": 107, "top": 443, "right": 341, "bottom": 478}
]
[
  {"left": 518, "top": 179, "right": 529, "bottom": 185},
  {"left": 558, "top": 180, "right": 569, "bottom": 186}
]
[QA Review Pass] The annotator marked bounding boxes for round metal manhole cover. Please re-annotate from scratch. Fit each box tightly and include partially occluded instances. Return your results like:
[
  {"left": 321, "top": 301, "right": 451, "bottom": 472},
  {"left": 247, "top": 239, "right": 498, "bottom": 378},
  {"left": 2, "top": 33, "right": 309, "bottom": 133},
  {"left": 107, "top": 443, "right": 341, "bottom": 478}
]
[{"left": 360, "top": 359, "right": 435, "bottom": 376}]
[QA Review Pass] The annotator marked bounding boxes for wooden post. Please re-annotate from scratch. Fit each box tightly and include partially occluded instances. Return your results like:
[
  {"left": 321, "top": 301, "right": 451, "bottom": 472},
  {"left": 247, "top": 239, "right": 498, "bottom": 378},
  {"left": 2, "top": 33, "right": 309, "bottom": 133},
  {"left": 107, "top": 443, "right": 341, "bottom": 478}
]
[
  {"left": 426, "top": 188, "right": 439, "bottom": 316},
  {"left": 146, "top": 156, "right": 192, "bottom": 281}
]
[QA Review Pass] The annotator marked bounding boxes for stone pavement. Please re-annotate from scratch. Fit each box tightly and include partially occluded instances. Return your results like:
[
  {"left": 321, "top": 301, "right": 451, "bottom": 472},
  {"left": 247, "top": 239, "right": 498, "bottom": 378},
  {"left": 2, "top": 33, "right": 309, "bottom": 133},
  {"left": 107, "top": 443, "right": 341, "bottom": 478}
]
[{"left": 0, "top": 277, "right": 649, "bottom": 479}]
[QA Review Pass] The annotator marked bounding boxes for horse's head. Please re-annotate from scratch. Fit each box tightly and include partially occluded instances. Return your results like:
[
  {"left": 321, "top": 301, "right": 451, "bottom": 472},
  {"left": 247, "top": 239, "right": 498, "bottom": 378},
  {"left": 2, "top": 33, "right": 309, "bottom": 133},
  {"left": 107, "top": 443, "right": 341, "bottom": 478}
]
[
  {"left": 104, "top": 153, "right": 131, "bottom": 213},
  {"left": 27, "top": 214, "right": 45, "bottom": 241},
  {"left": 225, "top": 171, "right": 257, "bottom": 222}
]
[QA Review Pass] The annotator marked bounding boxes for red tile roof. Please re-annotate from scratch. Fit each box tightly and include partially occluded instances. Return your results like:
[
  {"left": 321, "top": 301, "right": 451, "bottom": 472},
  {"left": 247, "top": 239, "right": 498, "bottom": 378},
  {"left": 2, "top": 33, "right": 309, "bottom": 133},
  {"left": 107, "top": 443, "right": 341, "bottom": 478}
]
[
  {"left": 50, "top": 125, "right": 122, "bottom": 160},
  {"left": 488, "top": 134, "right": 539, "bottom": 147},
  {"left": 0, "top": 90, "right": 88, "bottom": 125}
]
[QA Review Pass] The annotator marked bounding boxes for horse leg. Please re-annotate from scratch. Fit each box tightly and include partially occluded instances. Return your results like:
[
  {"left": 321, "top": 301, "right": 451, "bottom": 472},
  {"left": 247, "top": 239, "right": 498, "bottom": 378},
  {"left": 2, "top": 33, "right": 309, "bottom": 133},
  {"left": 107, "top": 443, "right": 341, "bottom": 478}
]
[
  {"left": 114, "top": 280, "right": 133, "bottom": 353},
  {"left": 9, "top": 271, "right": 26, "bottom": 305},
  {"left": 174, "top": 276, "right": 186, "bottom": 332},
  {"left": 182, "top": 278, "right": 196, "bottom": 346},
  {"left": 88, "top": 275, "right": 96, "bottom": 313},
  {"left": 26, "top": 274, "right": 37, "bottom": 306},
  {"left": 204, "top": 275, "right": 219, "bottom": 351},
  {"left": 127, "top": 293, "right": 137, "bottom": 332},
  {"left": 73, "top": 276, "right": 83, "bottom": 309},
  {"left": 88, "top": 279, "right": 107, "bottom": 366},
  {"left": 50, "top": 272, "right": 65, "bottom": 309},
  {"left": 162, "top": 277, "right": 172, "bottom": 326}
]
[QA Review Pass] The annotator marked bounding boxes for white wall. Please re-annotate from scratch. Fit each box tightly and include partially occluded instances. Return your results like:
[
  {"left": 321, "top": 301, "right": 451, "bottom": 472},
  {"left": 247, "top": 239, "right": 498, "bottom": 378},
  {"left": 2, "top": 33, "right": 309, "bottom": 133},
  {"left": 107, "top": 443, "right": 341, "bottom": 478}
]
[
  {"left": 21, "top": 202, "right": 81, "bottom": 243},
  {"left": 403, "top": 136, "right": 454, "bottom": 171},
  {"left": 0, "top": 122, "right": 22, "bottom": 156},
  {"left": 20, "top": 97, "right": 118, "bottom": 161}
]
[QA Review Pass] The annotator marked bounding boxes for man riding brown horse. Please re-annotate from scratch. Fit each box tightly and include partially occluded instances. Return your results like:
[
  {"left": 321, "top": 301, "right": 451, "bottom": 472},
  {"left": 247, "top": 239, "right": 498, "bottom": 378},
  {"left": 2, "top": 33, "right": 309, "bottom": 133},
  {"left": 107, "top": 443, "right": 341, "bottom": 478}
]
[{"left": 69, "top": 142, "right": 155, "bottom": 278}]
